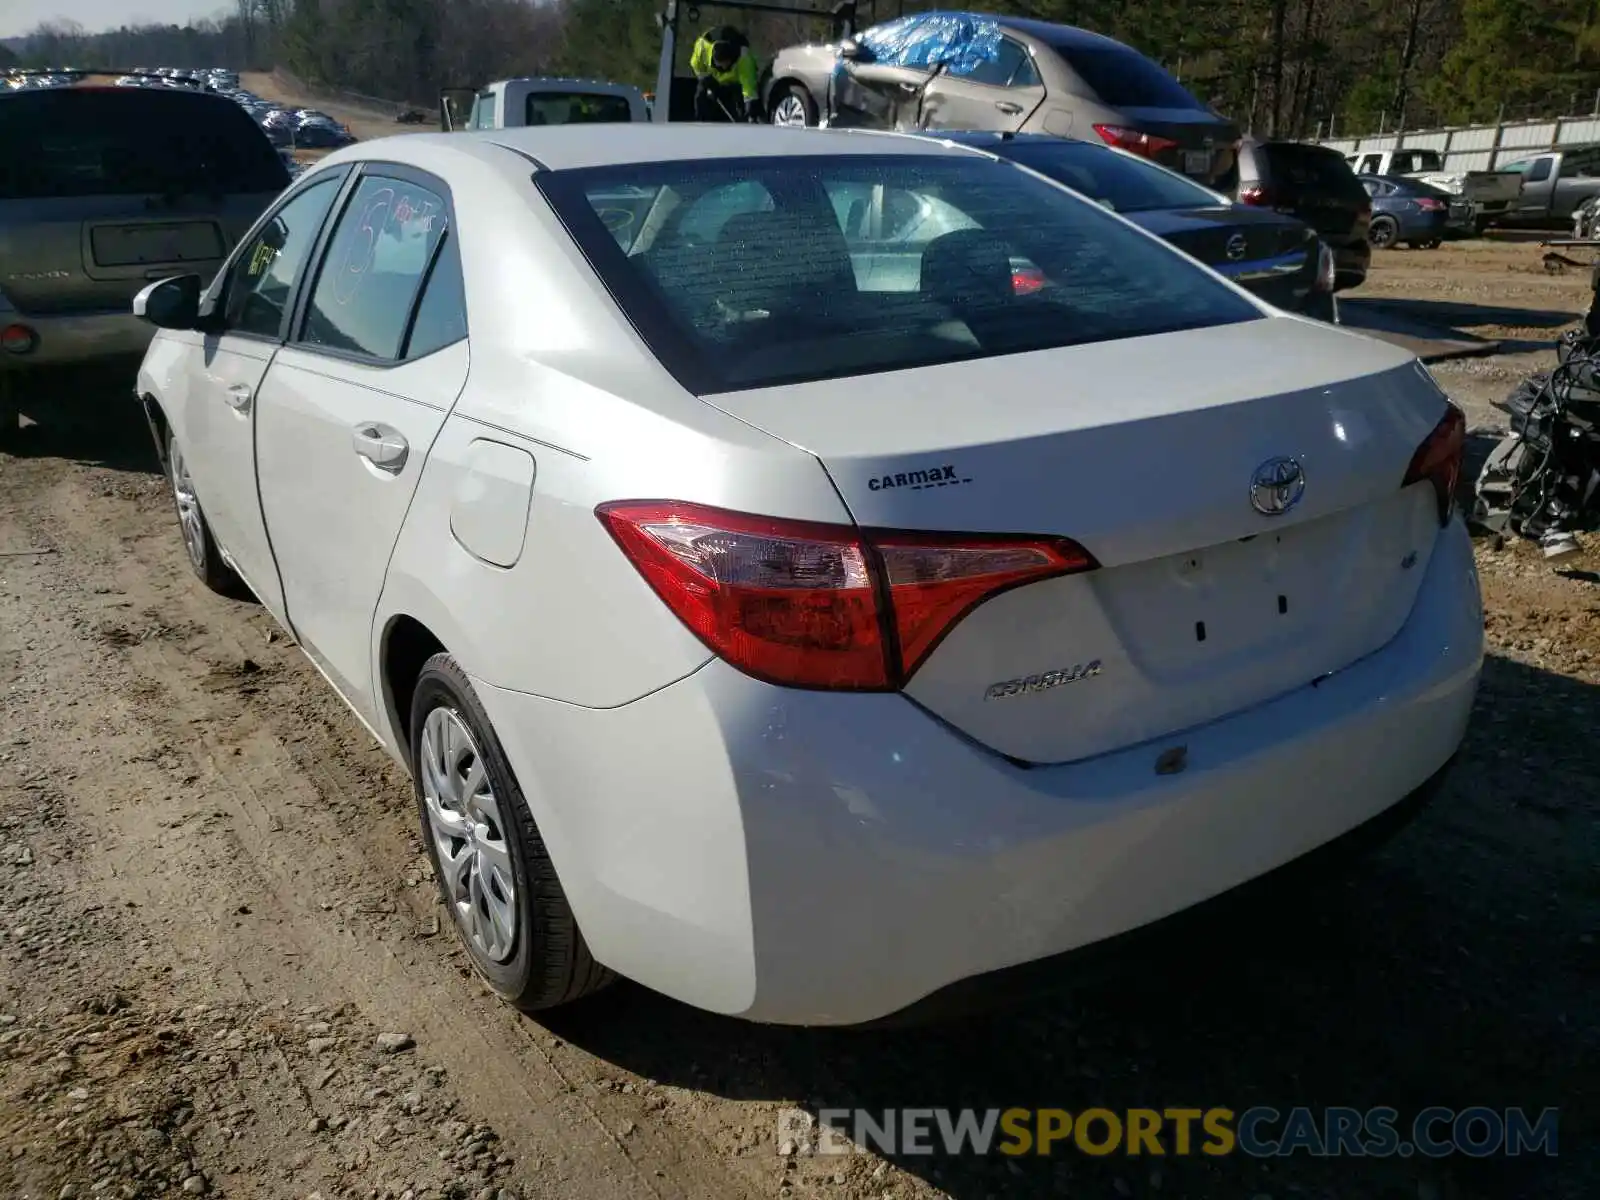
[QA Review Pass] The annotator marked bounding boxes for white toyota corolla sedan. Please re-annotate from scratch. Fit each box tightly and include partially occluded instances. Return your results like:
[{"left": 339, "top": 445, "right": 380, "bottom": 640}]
[{"left": 132, "top": 125, "right": 1483, "bottom": 1026}]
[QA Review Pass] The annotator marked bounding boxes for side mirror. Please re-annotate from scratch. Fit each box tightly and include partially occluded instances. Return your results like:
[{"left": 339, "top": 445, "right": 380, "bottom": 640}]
[
  {"left": 133, "top": 274, "right": 202, "bottom": 330},
  {"left": 838, "top": 38, "right": 864, "bottom": 61}
]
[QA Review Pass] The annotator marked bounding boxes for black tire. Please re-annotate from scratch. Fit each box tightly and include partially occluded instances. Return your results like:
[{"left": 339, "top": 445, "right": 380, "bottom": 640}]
[
  {"left": 410, "top": 653, "right": 613, "bottom": 1012},
  {"left": 768, "top": 82, "right": 818, "bottom": 127},
  {"left": 166, "top": 429, "right": 249, "bottom": 598},
  {"left": 1369, "top": 216, "right": 1399, "bottom": 249},
  {"left": 0, "top": 376, "right": 19, "bottom": 449}
]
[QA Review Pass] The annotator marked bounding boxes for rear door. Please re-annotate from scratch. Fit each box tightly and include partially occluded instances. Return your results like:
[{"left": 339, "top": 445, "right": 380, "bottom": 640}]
[
  {"left": 920, "top": 35, "right": 1045, "bottom": 132},
  {"left": 0, "top": 87, "right": 288, "bottom": 320},
  {"left": 254, "top": 165, "right": 469, "bottom": 728}
]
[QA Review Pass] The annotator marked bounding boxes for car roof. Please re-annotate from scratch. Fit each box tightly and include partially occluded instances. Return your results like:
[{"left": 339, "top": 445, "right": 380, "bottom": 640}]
[
  {"left": 983, "top": 14, "right": 1139, "bottom": 51},
  {"left": 324, "top": 125, "right": 990, "bottom": 174}
]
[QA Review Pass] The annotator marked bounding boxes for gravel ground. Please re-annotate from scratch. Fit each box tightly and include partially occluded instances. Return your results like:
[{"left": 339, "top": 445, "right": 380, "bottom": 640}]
[{"left": 1, "top": 237, "right": 1596, "bottom": 1200}]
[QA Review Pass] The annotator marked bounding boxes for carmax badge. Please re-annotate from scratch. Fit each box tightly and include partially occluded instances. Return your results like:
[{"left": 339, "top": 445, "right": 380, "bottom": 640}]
[{"left": 984, "top": 661, "right": 1102, "bottom": 701}]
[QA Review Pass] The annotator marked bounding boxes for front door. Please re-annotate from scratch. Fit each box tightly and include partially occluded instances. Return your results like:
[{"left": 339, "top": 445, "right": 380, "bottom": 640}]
[
  {"left": 254, "top": 166, "right": 470, "bottom": 728},
  {"left": 177, "top": 172, "right": 346, "bottom": 620},
  {"left": 920, "top": 36, "right": 1045, "bottom": 132}
]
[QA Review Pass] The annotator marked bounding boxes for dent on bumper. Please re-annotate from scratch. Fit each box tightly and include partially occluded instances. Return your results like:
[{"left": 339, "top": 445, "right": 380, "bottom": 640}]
[{"left": 474, "top": 520, "right": 1483, "bottom": 1026}]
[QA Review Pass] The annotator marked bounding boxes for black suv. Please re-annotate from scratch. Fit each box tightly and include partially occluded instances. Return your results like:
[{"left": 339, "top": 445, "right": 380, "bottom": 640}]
[{"left": 1236, "top": 139, "right": 1372, "bottom": 291}]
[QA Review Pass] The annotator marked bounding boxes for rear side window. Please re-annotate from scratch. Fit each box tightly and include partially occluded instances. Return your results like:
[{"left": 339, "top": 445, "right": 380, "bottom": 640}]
[
  {"left": 0, "top": 89, "right": 289, "bottom": 200},
  {"left": 300, "top": 174, "right": 449, "bottom": 361},
  {"left": 539, "top": 155, "right": 1260, "bottom": 394},
  {"left": 404, "top": 233, "right": 468, "bottom": 359},
  {"left": 1262, "top": 144, "right": 1368, "bottom": 199},
  {"left": 525, "top": 92, "right": 634, "bottom": 126},
  {"left": 1054, "top": 43, "right": 1202, "bottom": 110}
]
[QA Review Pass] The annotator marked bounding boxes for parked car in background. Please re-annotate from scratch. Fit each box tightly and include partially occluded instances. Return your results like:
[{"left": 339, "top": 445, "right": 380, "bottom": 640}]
[
  {"left": 0, "top": 81, "right": 289, "bottom": 440},
  {"left": 1237, "top": 138, "right": 1371, "bottom": 291},
  {"left": 764, "top": 12, "right": 1241, "bottom": 188},
  {"left": 1346, "top": 147, "right": 1521, "bottom": 231},
  {"left": 1494, "top": 144, "right": 1600, "bottom": 228},
  {"left": 1358, "top": 174, "right": 1458, "bottom": 248},
  {"left": 439, "top": 77, "right": 649, "bottom": 131},
  {"left": 134, "top": 125, "right": 1479, "bottom": 1026},
  {"left": 921, "top": 131, "right": 1338, "bottom": 319}
]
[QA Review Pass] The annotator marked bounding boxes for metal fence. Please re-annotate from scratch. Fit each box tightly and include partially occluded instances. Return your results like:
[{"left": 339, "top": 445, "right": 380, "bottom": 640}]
[{"left": 1321, "top": 111, "right": 1600, "bottom": 171}]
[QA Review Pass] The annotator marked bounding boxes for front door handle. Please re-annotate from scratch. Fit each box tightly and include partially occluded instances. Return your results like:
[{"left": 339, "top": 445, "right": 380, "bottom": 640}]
[
  {"left": 224, "top": 383, "right": 253, "bottom": 411},
  {"left": 995, "top": 100, "right": 1023, "bottom": 115},
  {"left": 352, "top": 423, "right": 408, "bottom": 475}
]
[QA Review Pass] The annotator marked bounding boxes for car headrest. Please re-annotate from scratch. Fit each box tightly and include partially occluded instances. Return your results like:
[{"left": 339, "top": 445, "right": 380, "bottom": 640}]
[
  {"left": 715, "top": 208, "right": 855, "bottom": 310},
  {"left": 920, "top": 228, "right": 1015, "bottom": 308}
]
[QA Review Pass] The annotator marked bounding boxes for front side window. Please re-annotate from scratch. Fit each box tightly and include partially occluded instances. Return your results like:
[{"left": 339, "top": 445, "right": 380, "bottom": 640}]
[
  {"left": 539, "top": 154, "right": 1262, "bottom": 394},
  {"left": 299, "top": 173, "right": 449, "bottom": 361},
  {"left": 224, "top": 175, "right": 341, "bottom": 339}
]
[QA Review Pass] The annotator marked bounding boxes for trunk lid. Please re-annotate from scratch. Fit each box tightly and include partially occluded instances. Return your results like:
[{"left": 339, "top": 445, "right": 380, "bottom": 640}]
[
  {"left": 1133, "top": 208, "right": 1316, "bottom": 309},
  {"left": 1257, "top": 142, "right": 1370, "bottom": 240},
  {"left": 707, "top": 317, "right": 1451, "bottom": 764},
  {"left": 1116, "top": 107, "right": 1240, "bottom": 186}
]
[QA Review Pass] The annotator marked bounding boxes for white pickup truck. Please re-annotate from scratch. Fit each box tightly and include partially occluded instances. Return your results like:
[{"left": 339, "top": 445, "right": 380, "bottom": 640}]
[
  {"left": 1346, "top": 147, "right": 1523, "bottom": 230},
  {"left": 440, "top": 77, "right": 651, "bottom": 131}
]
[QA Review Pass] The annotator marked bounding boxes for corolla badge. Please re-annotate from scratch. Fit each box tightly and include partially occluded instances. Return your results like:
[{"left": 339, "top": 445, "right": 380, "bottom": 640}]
[
  {"left": 1225, "top": 233, "right": 1248, "bottom": 262},
  {"left": 1250, "top": 456, "right": 1306, "bottom": 516},
  {"left": 984, "top": 661, "right": 1102, "bottom": 701}
]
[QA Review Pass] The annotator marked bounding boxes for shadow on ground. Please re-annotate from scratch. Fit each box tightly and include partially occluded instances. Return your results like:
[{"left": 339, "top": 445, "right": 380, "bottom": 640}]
[
  {"left": 544, "top": 652, "right": 1598, "bottom": 1200},
  {"left": 1346, "top": 297, "right": 1578, "bottom": 357},
  {"left": 2, "top": 363, "right": 160, "bottom": 475}
]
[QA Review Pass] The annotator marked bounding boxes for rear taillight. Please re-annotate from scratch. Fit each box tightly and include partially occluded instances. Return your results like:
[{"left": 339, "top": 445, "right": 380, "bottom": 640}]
[
  {"left": 0, "top": 323, "right": 38, "bottom": 356},
  {"left": 1092, "top": 124, "right": 1179, "bottom": 159},
  {"left": 1011, "top": 264, "right": 1046, "bottom": 294},
  {"left": 1402, "top": 404, "right": 1466, "bottom": 525},
  {"left": 1416, "top": 197, "right": 1445, "bottom": 211},
  {"left": 597, "top": 501, "right": 1096, "bottom": 690},
  {"left": 1238, "top": 185, "right": 1272, "bottom": 207}
]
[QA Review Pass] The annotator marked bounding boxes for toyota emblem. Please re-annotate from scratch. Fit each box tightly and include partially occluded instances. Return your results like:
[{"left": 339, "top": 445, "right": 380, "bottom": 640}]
[
  {"left": 1225, "top": 233, "right": 1248, "bottom": 262},
  {"left": 1250, "top": 457, "right": 1306, "bottom": 516}
]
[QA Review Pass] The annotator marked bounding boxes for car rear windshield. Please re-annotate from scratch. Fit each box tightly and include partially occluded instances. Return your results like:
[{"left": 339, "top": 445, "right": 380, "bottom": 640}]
[
  {"left": 1000, "top": 141, "right": 1224, "bottom": 213},
  {"left": 1262, "top": 143, "right": 1367, "bottom": 200},
  {"left": 537, "top": 154, "right": 1261, "bottom": 394},
  {"left": 0, "top": 88, "right": 289, "bottom": 200},
  {"left": 526, "top": 92, "right": 634, "bottom": 126},
  {"left": 1054, "top": 43, "right": 1203, "bottom": 110}
]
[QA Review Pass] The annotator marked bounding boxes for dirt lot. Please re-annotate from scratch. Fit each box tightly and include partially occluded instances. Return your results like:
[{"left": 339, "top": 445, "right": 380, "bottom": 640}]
[{"left": 2, "top": 237, "right": 1597, "bottom": 1199}]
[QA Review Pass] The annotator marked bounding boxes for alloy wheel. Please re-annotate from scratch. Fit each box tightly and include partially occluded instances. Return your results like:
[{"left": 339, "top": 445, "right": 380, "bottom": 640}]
[
  {"left": 772, "top": 94, "right": 810, "bottom": 127},
  {"left": 169, "top": 443, "right": 206, "bottom": 571},
  {"left": 419, "top": 707, "right": 518, "bottom": 964}
]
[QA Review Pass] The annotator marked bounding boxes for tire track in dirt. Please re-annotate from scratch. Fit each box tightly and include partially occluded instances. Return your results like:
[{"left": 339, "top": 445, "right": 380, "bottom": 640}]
[{"left": 0, "top": 446, "right": 805, "bottom": 1200}]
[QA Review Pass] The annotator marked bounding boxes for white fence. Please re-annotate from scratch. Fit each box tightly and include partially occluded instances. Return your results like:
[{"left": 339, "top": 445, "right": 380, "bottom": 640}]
[{"left": 1322, "top": 113, "right": 1600, "bottom": 171}]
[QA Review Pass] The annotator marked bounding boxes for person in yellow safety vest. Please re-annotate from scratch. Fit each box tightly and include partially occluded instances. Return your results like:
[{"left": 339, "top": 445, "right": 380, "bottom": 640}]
[{"left": 691, "top": 26, "right": 760, "bottom": 122}]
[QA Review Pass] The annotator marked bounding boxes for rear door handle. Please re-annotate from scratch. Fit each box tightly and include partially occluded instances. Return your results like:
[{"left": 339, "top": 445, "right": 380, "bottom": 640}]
[
  {"left": 352, "top": 422, "right": 408, "bottom": 475},
  {"left": 995, "top": 100, "right": 1023, "bottom": 114},
  {"left": 224, "top": 383, "right": 253, "bottom": 411}
]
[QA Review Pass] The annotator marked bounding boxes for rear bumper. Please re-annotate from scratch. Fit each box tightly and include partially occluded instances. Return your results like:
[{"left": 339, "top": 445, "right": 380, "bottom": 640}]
[
  {"left": 473, "top": 518, "right": 1483, "bottom": 1026},
  {"left": 0, "top": 307, "right": 154, "bottom": 371},
  {"left": 1331, "top": 238, "right": 1371, "bottom": 290}
]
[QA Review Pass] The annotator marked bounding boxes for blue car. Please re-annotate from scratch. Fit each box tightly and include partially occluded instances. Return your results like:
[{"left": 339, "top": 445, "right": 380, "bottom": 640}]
[
  {"left": 913, "top": 131, "right": 1339, "bottom": 320},
  {"left": 1358, "top": 174, "right": 1456, "bottom": 249}
]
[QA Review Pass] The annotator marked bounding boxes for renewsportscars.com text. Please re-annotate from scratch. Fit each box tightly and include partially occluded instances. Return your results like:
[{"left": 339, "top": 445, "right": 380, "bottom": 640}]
[{"left": 777, "top": 1106, "right": 1559, "bottom": 1159}]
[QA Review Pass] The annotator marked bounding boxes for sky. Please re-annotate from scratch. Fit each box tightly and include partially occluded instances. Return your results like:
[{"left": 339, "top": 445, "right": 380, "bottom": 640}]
[{"left": 1, "top": 1, "right": 227, "bottom": 39}]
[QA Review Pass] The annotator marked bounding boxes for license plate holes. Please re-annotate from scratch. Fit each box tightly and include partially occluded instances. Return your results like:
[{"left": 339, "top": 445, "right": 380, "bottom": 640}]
[
  {"left": 90, "top": 222, "right": 224, "bottom": 267},
  {"left": 1194, "top": 595, "right": 1289, "bottom": 642},
  {"left": 1184, "top": 150, "right": 1211, "bottom": 175}
]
